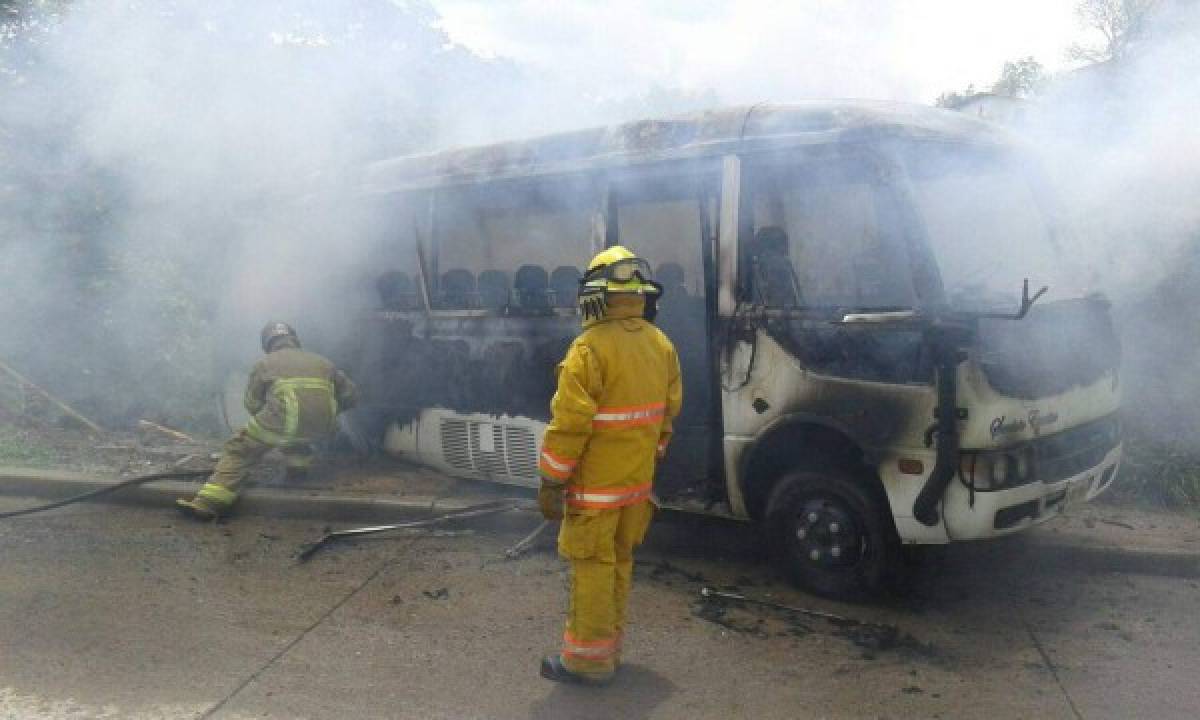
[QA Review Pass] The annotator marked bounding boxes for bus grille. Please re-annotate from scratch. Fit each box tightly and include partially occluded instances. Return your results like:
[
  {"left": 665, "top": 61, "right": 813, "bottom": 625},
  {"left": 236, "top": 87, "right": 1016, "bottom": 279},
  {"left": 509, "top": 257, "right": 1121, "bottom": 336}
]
[
  {"left": 1035, "top": 414, "right": 1121, "bottom": 484},
  {"left": 439, "top": 418, "right": 539, "bottom": 484}
]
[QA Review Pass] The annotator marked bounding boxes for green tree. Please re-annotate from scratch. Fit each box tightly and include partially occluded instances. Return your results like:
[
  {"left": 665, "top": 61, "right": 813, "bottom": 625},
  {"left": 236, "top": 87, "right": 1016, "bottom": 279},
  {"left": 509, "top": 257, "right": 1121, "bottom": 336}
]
[
  {"left": 934, "top": 84, "right": 977, "bottom": 109},
  {"left": 992, "top": 56, "right": 1048, "bottom": 98}
]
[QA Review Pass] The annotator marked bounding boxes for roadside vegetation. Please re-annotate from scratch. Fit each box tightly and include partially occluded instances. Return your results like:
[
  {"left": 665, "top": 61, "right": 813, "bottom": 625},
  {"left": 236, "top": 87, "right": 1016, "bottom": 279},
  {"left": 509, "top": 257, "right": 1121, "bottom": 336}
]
[
  {"left": 0, "top": 424, "right": 57, "bottom": 468},
  {"left": 1117, "top": 433, "right": 1200, "bottom": 508}
]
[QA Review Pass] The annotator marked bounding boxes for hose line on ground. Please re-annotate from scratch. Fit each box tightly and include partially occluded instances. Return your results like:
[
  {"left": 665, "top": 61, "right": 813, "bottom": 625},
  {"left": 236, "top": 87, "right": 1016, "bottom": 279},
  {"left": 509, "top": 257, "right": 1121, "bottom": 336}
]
[{"left": 0, "top": 468, "right": 213, "bottom": 520}]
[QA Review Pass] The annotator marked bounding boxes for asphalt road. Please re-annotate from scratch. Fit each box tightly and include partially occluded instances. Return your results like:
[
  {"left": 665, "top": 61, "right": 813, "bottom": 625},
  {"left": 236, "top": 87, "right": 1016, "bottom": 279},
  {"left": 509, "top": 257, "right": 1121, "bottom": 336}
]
[{"left": 1, "top": 496, "right": 1198, "bottom": 719}]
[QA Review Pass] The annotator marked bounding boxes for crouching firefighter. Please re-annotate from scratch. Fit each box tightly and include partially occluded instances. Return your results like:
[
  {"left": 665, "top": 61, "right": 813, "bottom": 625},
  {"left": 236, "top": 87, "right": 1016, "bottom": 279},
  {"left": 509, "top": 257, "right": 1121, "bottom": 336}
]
[
  {"left": 177, "top": 322, "right": 357, "bottom": 522},
  {"left": 538, "top": 246, "right": 682, "bottom": 686}
]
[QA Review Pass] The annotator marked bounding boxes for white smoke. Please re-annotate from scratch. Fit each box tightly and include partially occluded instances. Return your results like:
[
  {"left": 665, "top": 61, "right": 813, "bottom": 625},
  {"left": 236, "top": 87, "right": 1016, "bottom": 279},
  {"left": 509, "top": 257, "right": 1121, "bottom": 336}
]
[
  {"left": 1022, "top": 3, "right": 1200, "bottom": 294},
  {"left": 1, "top": 0, "right": 1196, "bottom": 435}
]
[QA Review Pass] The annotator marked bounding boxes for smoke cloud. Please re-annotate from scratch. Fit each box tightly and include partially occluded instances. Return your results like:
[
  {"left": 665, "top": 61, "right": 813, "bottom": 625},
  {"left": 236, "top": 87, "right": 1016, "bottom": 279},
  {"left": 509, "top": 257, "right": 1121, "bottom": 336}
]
[
  {"left": 0, "top": 0, "right": 533, "bottom": 427},
  {"left": 1015, "top": 2, "right": 1200, "bottom": 443},
  {"left": 1, "top": 0, "right": 1197, "bottom": 450}
]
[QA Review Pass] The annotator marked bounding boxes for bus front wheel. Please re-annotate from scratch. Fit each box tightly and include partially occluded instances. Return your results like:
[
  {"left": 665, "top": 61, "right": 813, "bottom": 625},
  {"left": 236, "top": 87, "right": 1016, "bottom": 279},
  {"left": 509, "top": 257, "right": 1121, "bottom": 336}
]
[{"left": 765, "top": 470, "right": 899, "bottom": 599}]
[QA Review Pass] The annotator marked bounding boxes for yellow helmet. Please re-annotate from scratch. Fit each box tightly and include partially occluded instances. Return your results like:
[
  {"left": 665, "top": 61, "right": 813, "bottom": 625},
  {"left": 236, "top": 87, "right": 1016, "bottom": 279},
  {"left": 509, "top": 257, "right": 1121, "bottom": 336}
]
[
  {"left": 587, "top": 245, "right": 636, "bottom": 272},
  {"left": 578, "top": 245, "right": 663, "bottom": 321}
]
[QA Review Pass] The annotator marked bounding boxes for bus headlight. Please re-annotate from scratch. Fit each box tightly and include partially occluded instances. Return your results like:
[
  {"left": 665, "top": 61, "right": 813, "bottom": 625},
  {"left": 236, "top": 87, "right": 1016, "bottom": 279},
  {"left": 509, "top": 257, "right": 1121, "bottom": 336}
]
[
  {"left": 1013, "top": 448, "right": 1031, "bottom": 480},
  {"left": 962, "top": 448, "right": 1035, "bottom": 491},
  {"left": 989, "top": 454, "right": 1010, "bottom": 487}
]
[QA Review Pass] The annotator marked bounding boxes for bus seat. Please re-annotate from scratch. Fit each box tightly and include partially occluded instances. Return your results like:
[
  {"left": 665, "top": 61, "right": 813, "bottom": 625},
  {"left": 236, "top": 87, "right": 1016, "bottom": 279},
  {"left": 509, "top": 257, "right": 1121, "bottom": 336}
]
[
  {"left": 514, "top": 264, "right": 551, "bottom": 310},
  {"left": 439, "top": 268, "right": 477, "bottom": 309},
  {"left": 657, "top": 262, "right": 687, "bottom": 298},
  {"left": 376, "top": 270, "right": 417, "bottom": 310},
  {"left": 477, "top": 270, "right": 511, "bottom": 310},
  {"left": 750, "top": 226, "right": 803, "bottom": 307},
  {"left": 550, "top": 266, "right": 581, "bottom": 308}
]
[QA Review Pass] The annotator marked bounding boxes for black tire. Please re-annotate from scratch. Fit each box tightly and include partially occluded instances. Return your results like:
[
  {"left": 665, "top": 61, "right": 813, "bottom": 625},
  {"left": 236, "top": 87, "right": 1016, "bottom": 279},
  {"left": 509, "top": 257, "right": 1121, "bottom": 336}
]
[{"left": 764, "top": 469, "right": 900, "bottom": 599}]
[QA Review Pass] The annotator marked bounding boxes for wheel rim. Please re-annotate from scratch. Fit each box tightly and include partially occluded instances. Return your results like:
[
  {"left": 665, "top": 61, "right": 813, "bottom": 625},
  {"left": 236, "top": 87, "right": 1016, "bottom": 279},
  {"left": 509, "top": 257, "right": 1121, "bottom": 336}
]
[{"left": 791, "top": 495, "right": 864, "bottom": 569}]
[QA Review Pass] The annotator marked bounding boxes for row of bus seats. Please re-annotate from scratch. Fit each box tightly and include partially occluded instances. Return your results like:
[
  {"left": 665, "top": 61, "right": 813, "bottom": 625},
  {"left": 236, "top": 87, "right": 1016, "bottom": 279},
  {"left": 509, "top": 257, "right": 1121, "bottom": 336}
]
[
  {"left": 377, "top": 263, "right": 692, "bottom": 312},
  {"left": 436, "top": 265, "right": 583, "bottom": 310}
]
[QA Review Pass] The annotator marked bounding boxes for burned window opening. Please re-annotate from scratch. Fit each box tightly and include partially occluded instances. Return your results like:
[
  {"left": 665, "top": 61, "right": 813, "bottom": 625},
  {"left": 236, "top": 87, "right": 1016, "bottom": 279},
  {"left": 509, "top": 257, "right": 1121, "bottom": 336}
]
[
  {"left": 738, "top": 152, "right": 927, "bottom": 384},
  {"left": 976, "top": 297, "right": 1120, "bottom": 399},
  {"left": 351, "top": 314, "right": 576, "bottom": 428},
  {"left": 610, "top": 168, "right": 722, "bottom": 498}
]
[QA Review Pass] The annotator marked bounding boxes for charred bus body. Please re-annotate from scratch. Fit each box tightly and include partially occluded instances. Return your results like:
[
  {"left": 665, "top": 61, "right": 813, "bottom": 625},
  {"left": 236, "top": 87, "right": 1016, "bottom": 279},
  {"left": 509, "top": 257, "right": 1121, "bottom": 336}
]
[{"left": 348, "top": 103, "right": 1122, "bottom": 596}]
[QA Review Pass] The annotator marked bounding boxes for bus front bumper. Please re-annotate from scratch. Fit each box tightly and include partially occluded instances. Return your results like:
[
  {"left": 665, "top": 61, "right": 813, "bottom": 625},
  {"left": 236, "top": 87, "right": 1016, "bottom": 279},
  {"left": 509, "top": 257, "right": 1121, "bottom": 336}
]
[{"left": 940, "top": 444, "right": 1122, "bottom": 540}]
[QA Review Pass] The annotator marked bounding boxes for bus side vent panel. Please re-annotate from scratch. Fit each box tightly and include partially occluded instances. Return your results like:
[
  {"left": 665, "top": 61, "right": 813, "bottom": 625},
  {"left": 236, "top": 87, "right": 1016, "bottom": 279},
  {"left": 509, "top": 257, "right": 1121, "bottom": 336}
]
[
  {"left": 470, "top": 422, "right": 508, "bottom": 479},
  {"left": 504, "top": 425, "right": 538, "bottom": 482},
  {"left": 440, "top": 419, "right": 473, "bottom": 473},
  {"left": 439, "top": 418, "right": 540, "bottom": 484}
]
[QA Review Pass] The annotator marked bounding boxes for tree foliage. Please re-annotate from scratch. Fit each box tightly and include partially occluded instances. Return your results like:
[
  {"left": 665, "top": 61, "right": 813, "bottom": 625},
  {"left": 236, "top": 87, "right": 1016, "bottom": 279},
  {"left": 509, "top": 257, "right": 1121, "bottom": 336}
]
[
  {"left": 934, "top": 84, "right": 977, "bottom": 109},
  {"left": 992, "top": 56, "right": 1048, "bottom": 98},
  {"left": 936, "top": 54, "right": 1050, "bottom": 108},
  {"left": 1067, "top": 0, "right": 1161, "bottom": 63}
]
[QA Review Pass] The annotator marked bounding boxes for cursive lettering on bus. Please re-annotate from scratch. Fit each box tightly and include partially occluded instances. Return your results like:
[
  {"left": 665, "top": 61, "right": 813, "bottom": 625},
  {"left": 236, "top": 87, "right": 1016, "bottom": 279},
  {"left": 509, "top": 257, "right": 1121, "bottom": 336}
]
[
  {"left": 990, "top": 415, "right": 1027, "bottom": 439},
  {"left": 1028, "top": 408, "right": 1059, "bottom": 433}
]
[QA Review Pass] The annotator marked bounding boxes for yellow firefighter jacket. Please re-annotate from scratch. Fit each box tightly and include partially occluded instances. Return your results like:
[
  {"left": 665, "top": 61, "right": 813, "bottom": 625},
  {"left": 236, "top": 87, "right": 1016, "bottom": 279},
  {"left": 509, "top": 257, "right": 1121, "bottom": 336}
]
[
  {"left": 538, "top": 296, "right": 682, "bottom": 508},
  {"left": 243, "top": 340, "right": 358, "bottom": 446}
]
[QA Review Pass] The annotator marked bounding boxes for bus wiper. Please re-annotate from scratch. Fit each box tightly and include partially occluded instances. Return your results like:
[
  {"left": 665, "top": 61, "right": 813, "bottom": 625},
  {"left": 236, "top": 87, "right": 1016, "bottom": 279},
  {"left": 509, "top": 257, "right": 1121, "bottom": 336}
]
[
  {"left": 975, "top": 278, "right": 1047, "bottom": 321},
  {"left": 831, "top": 278, "right": 1047, "bottom": 328}
]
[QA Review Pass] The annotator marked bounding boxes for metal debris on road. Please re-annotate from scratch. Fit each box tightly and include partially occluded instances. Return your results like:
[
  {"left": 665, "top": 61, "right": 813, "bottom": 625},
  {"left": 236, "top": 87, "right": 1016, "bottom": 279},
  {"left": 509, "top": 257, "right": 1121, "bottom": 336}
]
[
  {"left": 699, "top": 586, "right": 853, "bottom": 625},
  {"left": 296, "top": 500, "right": 518, "bottom": 562},
  {"left": 504, "top": 519, "right": 551, "bottom": 559}
]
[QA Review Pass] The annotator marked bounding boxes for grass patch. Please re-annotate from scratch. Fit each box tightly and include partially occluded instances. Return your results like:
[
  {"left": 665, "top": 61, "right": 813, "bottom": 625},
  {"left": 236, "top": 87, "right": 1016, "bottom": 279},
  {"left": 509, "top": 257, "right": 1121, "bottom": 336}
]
[
  {"left": 1115, "top": 430, "right": 1200, "bottom": 508},
  {"left": 0, "top": 424, "right": 58, "bottom": 468}
]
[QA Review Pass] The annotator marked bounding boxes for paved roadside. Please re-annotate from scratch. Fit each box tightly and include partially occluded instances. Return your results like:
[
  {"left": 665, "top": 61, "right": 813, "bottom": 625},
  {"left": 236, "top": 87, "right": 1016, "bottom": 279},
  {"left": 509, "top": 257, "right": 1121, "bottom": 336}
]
[
  {"left": 3, "top": 465, "right": 1198, "bottom": 576},
  {"left": 0, "top": 465, "right": 534, "bottom": 524},
  {"left": 1025, "top": 503, "right": 1200, "bottom": 577},
  {"left": 2, "top": 489, "right": 1199, "bottom": 719}
]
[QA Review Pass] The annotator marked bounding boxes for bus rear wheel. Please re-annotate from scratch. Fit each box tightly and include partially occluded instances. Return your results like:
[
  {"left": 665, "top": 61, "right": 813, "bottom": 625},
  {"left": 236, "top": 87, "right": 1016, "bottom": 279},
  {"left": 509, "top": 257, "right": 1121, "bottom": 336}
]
[{"left": 765, "top": 470, "right": 898, "bottom": 599}]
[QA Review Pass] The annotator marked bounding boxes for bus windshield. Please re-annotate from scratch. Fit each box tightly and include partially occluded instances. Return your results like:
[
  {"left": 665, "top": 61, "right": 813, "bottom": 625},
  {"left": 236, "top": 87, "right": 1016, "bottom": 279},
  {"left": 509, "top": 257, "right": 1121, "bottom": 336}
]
[
  {"left": 902, "top": 145, "right": 1068, "bottom": 312},
  {"left": 746, "top": 154, "right": 917, "bottom": 312}
]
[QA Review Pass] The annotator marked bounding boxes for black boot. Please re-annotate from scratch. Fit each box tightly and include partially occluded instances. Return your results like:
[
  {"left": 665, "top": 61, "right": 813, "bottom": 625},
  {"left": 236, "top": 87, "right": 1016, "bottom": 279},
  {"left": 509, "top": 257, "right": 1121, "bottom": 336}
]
[{"left": 539, "top": 655, "right": 613, "bottom": 686}]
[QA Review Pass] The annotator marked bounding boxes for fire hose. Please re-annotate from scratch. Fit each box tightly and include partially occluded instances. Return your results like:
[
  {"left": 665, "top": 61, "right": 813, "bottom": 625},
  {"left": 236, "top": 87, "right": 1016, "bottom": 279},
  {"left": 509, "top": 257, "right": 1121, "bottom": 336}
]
[{"left": 0, "top": 468, "right": 213, "bottom": 521}]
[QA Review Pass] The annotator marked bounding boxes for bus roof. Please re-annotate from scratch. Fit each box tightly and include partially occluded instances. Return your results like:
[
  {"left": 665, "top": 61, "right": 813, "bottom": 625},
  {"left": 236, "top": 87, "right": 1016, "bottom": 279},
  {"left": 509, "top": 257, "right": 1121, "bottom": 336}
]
[{"left": 362, "top": 101, "right": 1009, "bottom": 193}]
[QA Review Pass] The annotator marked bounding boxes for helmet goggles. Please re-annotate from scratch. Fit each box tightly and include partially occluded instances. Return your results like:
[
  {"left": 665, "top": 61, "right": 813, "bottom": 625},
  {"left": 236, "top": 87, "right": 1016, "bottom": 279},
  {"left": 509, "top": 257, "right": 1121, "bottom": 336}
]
[{"left": 581, "top": 257, "right": 656, "bottom": 290}]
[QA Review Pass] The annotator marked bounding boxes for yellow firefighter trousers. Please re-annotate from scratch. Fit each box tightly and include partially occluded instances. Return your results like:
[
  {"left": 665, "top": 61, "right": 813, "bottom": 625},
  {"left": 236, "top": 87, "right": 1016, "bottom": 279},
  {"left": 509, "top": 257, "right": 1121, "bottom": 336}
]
[
  {"left": 558, "top": 500, "right": 654, "bottom": 676},
  {"left": 193, "top": 429, "right": 314, "bottom": 511}
]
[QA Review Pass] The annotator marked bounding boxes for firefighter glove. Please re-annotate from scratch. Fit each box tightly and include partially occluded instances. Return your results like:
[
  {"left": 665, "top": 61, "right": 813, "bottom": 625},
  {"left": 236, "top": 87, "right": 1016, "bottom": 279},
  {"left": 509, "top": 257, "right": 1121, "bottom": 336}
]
[{"left": 538, "top": 479, "right": 566, "bottom": 520}]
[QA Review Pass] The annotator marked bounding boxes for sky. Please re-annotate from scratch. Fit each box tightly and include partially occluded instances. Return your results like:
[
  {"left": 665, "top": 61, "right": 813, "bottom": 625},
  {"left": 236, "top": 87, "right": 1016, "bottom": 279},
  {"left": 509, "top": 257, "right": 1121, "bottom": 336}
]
[{"left": 429, "top": 0, "right": 1085, "bottom": 104}]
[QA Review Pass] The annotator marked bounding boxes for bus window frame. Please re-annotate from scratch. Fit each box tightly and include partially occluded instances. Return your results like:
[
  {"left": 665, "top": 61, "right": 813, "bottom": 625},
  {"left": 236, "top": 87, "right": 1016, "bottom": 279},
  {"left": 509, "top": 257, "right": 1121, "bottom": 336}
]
[
  {"left": 423, "top": 172, "right": 609, "bottom": 318},
  {"left": 735, "top": 145, "right": 923, "bottom": 318},
  {"left": 605, "top": 159, "right": 721, "bottom": 296}
]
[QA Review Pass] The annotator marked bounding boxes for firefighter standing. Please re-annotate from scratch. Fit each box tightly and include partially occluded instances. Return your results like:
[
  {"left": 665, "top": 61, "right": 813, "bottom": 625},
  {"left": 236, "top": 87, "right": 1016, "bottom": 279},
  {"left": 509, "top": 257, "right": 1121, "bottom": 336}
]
[
  {"left": 537, "top": 246, "right": 682, "bottom": 686},
  {"left": 177, "top": 322, "right": 357, "bottom": 521}
]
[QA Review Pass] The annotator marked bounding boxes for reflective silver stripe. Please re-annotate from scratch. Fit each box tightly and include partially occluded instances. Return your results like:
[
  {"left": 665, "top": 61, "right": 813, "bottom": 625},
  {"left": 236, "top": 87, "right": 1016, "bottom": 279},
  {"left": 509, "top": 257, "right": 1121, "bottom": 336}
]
[
  {"left": 566, "top": 486, "right": 652, "bottom": 505},
  {"left": 592, "top": 405, "right": 665, "bottom": 423},
  {"left": 539, "top": 450, "right": 574, "bottom": 473}
]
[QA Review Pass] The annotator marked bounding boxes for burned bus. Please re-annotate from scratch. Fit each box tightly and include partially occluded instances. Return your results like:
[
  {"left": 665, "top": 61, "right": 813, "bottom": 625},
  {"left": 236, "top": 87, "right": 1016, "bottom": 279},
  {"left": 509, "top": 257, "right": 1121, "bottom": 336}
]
[{"left": 346, "top": 103, "right": 1122, "bottom": 596}]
